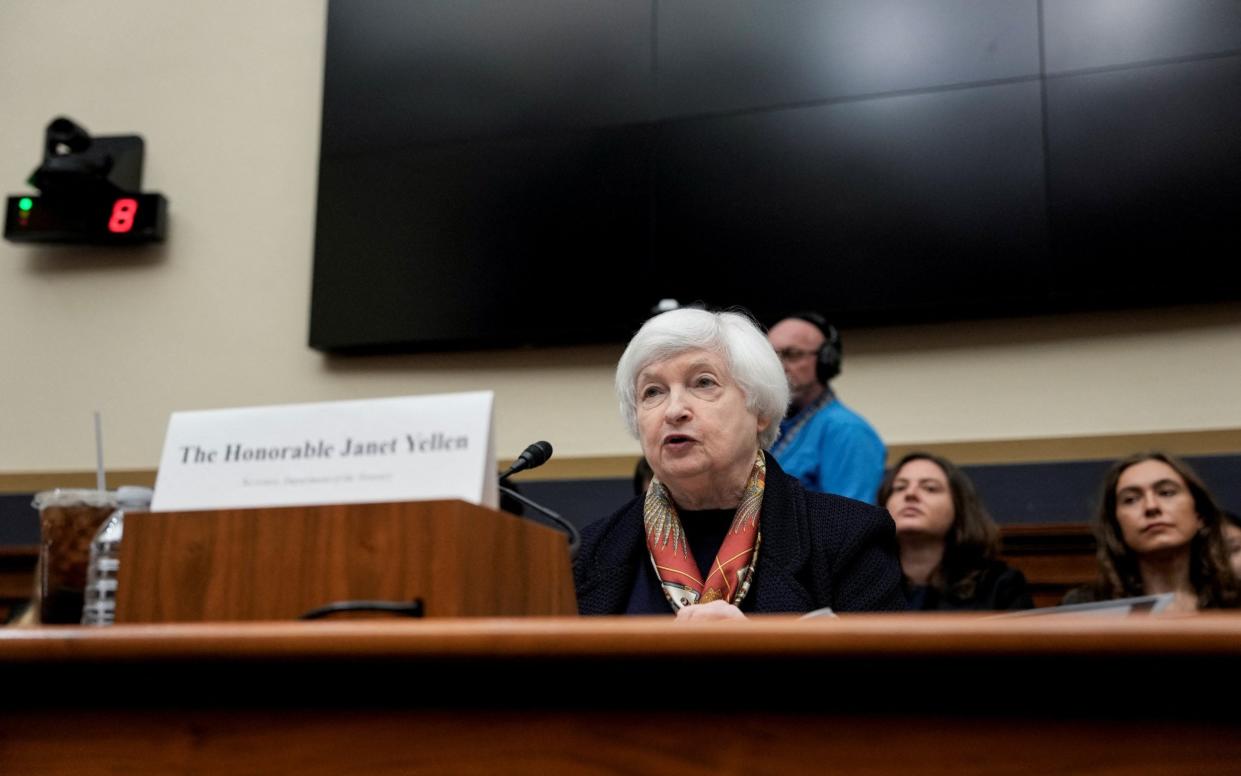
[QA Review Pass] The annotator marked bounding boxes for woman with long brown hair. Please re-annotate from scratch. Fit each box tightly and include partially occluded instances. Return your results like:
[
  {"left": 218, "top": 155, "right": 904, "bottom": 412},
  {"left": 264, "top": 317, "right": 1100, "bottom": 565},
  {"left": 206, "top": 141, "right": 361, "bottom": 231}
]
[
  {"left": 878, "top": 451, "right": 1032, "bottom": 611},
  {"left": 1066, "top": 452, "right": 1238, "bottom": 612}
]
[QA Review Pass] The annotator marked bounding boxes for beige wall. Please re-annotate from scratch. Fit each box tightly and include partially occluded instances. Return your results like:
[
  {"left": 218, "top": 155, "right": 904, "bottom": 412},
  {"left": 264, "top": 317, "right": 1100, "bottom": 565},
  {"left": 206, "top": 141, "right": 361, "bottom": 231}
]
[{"left": 2, "top": 2, "right": 1239, "bottom": 475}]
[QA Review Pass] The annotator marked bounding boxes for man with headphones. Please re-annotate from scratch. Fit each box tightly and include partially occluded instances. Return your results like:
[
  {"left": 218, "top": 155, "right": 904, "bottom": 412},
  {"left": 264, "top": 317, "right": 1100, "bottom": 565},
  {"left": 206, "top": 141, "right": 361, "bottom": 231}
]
[{"left": 767, "top": 312, "right": 886, "bottom": 503}]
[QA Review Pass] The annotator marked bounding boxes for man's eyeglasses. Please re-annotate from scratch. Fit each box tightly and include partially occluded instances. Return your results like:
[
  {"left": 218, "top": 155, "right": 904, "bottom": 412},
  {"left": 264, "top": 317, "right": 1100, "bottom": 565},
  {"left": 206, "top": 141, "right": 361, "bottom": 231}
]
[{"left": 775, "top": 347, "right": 818, "bottom": 362}]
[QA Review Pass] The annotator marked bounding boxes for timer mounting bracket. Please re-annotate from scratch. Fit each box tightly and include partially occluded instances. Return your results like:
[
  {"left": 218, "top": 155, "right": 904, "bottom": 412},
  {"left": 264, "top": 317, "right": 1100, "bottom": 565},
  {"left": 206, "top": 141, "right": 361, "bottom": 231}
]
[{"left": 4, "top": 116, "right": 168, "bottom": 245}]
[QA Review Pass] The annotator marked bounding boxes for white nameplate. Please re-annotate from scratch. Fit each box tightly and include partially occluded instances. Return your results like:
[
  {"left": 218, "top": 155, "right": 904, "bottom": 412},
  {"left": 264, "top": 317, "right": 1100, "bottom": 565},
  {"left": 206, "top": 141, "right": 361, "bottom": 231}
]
[{"left": 150, "top": 392, "right": 496, "bottom": 511}]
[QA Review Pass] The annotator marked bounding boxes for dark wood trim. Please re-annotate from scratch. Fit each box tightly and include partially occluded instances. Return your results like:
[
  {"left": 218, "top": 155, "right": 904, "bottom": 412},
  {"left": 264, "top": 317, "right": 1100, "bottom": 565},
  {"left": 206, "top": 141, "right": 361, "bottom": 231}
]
[
  {"left": 5, "top": 615, "right": 1241, "bottom": 659},
  {"left": 999, "top": 523, "right": 1097, "bottom": 608},
  {"left": 1, "top": 427, "right": 1238, "bottom": 489},
  {"left": 0, "top": 545, "right": 38, "bottom": 602},
  {"left": 887, "top": 428, "right": 1241, "bottom": 465},
  {"left": 0, "top": 469, "right": 157, "bottom": 494}
]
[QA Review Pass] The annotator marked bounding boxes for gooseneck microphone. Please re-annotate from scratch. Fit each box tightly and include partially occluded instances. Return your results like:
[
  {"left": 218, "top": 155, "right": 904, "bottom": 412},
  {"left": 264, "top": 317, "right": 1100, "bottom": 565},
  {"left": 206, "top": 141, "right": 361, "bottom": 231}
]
[
  {"left": 500, "top": 440, "right": 553, "bottom": 479},
  {"left": 498, "top": 441, "right": 580, "bottom": 561}
]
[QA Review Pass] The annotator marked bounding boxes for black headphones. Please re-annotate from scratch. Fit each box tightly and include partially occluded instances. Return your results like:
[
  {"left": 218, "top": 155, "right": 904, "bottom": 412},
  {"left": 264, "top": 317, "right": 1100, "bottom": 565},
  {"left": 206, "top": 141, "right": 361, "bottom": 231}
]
[{"left": 788, "top": 311, "right": 842, "bottom": 385}]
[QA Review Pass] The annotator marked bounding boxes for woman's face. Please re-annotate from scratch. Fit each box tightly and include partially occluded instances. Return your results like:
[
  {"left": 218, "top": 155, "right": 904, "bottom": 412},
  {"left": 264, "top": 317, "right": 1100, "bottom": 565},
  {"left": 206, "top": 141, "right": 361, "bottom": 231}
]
[
  {"left": 886, "top": 458, "right": 955, "bottom": 540},
  {"left": 1113, "top": 459, "right": 1203, "bottom": 558},
  {"left": 635, "top": 349, "right": 767, "bottom": 497},
  {"left": 1221, "top": 521, "right": 1241, "bottom": 580}
]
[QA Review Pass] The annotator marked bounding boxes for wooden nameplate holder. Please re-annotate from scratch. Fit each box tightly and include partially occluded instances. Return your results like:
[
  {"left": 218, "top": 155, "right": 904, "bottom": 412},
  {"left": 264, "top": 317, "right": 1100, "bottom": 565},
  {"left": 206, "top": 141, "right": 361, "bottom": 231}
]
[{"left": 114, "top": 500, "right": 576, "bottom": 622}]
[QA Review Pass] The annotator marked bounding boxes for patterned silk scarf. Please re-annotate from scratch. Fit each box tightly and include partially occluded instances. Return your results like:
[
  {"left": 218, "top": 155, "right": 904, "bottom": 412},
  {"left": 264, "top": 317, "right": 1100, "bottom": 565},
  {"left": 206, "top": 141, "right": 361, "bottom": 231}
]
[{"left": 643, "top": 451, "right": 766, "bottom": 611}]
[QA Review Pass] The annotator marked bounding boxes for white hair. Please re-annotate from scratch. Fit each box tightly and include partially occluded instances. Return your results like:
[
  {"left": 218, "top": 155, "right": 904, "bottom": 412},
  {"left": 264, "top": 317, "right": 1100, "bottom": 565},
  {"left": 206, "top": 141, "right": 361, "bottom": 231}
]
[{"left": 615, "top": 308, "right": 789, "bottom": 450}]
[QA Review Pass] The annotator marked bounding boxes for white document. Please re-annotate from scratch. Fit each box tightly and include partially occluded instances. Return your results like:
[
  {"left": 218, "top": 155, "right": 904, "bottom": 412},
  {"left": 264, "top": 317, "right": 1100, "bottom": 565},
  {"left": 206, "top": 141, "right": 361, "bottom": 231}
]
[{"left": 151, "top": 392, "right": 497, "bottom": 511}]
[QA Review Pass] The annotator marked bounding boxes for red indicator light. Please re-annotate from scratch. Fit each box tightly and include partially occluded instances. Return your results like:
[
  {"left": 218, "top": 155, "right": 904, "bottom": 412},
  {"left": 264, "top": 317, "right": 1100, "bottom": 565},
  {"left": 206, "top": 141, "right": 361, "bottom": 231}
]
[{"left": 108, "top": 198, "right": 138, "bottom": 233}]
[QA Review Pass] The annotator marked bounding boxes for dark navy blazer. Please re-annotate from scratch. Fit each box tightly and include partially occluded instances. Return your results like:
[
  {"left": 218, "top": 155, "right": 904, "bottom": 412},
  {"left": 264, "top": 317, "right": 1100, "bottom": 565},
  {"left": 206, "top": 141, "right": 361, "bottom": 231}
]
[{"left": 574, "top": 453, "right": 908, "bottom": 615}]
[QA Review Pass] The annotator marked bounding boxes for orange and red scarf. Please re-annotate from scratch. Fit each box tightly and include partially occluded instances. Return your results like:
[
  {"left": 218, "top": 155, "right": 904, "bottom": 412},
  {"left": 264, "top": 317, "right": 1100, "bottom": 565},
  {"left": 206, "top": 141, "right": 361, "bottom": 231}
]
[{"left": 643, "top": 452, "right": 765, "bottom": 611}]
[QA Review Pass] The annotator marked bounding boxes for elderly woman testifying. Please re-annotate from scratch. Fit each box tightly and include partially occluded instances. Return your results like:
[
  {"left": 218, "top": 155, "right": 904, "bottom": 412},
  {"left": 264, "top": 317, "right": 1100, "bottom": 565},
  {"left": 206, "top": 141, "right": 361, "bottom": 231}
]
[
  {"left": 1065, "top": 452, "right": 1238, "bottom": 612},
  {"left": 574, "top": 309, "right": 906, "bottom": 619}
]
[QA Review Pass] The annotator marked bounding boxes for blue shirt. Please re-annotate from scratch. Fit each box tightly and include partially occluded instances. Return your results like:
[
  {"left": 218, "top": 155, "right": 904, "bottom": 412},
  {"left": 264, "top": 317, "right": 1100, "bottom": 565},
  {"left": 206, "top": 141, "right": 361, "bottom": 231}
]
[{"left": 773, "top": 396, "right": 885, "bottom": 503}]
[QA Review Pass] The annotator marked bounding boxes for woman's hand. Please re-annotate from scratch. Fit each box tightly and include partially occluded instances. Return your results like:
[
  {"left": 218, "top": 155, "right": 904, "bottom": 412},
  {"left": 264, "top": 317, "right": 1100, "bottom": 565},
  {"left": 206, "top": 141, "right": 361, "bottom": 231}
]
[{"left": 675, "top": 600, "right": 747, "bottom": 622}]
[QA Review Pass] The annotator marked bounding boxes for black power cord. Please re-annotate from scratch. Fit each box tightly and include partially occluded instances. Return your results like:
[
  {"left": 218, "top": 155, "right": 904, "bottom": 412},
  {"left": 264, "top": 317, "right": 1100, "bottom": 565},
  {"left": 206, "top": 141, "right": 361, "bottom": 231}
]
[{"left": 498, "top": 482, "right": 581, "bottom": 562}]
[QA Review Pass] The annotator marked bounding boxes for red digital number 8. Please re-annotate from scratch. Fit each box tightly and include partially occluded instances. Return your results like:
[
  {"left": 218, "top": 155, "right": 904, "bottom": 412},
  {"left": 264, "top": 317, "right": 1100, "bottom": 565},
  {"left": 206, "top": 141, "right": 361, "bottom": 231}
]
[{"left": 108, "top": 198, "right": 138, "bottom": 233}]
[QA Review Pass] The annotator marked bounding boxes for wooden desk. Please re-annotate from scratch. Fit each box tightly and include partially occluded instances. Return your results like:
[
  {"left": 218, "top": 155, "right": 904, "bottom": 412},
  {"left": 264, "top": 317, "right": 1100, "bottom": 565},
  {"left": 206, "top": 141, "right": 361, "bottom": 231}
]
[{"left": 2, "top": 615, "right": 1239, "bottom": 775}]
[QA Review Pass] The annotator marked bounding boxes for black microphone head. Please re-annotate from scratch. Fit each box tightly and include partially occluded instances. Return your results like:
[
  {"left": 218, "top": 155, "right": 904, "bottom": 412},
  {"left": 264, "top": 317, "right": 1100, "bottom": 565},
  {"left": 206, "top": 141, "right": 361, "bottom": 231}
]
[
  {"left": 501, "top": 440, "right": 554, "bottom": 480},
  {"left": 523, "top": 440, "right": 553, "bottom": 468}
]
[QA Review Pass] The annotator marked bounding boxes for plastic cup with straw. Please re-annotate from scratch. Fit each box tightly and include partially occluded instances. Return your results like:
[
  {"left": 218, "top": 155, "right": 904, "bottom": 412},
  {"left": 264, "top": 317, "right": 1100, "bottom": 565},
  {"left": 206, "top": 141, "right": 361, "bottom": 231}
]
[{"left": 30, "top": 412, "right": 117, "bottom": 623}]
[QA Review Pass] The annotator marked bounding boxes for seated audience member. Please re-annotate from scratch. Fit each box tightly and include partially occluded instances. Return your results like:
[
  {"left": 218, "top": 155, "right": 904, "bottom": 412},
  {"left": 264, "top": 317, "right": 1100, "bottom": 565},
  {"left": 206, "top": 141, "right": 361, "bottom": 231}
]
[
  {"left": 878, "top": 452, "right": 1033, "bottom": 611},
  {"left": 574, "top": 308, "right": 906, "bottom": 619},
  {"left": 1224, "top": 511, "right": 1241, "bottom": 580},
  {"left": 766, "top": 311, "right": 885, "bottom": 503},
  {"left": 1063, "top": 452, "right": 1238, "bottom": 612}
]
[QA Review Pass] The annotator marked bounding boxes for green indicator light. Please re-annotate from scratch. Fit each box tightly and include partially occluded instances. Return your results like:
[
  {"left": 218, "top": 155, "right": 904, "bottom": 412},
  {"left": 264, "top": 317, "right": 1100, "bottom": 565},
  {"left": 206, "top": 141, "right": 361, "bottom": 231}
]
[{"left": 18, "top": 197, "right": 33, "bottom": 212}]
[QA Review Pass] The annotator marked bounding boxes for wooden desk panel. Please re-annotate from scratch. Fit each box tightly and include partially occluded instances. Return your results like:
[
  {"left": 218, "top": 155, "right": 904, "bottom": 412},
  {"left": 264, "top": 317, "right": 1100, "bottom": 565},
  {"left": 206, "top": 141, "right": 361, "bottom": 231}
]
[
  {"left": 1000, "top": 523, "right": 1097, "bottom": 607},
  {"left": 116, "top": 500, "right": 577, "bottom": 622},
  {"left": 2, "top": 616, "right": 1239, "bottom": 775},
  {"left": 5, "top": 710, "right": 1235, "bottom": 776}
]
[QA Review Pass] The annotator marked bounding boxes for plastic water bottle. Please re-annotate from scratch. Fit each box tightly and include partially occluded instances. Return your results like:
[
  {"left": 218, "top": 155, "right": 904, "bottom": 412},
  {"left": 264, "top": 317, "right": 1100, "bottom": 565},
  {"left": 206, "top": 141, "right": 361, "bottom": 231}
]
[{"left": 81, "top": 485, "right": 154, "bottom": 625}]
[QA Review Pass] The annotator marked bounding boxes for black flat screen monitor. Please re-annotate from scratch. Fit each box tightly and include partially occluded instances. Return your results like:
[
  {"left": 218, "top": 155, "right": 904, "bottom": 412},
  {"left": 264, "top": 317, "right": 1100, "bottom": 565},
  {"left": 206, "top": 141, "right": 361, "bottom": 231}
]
[{"left": 311, "top": 0, "right": 1241, "bottom": 354}]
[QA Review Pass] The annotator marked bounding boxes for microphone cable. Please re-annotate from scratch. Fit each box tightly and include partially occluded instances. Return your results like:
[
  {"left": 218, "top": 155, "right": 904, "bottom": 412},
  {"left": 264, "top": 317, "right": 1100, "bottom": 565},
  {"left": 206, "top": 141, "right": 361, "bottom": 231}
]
[{"left": 498, "top": 482, "right": 581, "bottom": 562}]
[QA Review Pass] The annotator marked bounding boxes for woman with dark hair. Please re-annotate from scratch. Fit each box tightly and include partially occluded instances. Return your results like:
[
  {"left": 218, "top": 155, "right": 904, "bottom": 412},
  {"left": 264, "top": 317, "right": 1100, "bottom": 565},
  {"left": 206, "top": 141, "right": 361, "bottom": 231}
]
[
  {"left": 1065, "top": 452, "right": 1238, "bottom": 612},
  {"left": 877, "top": 452, "right": 1032, "bottom": 611}
]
